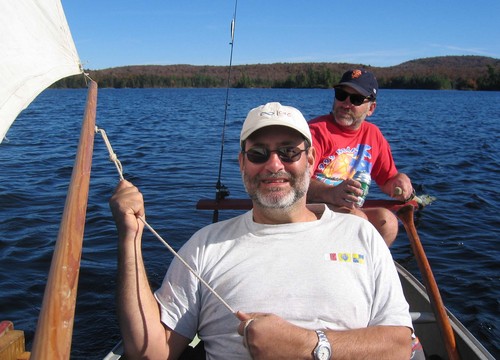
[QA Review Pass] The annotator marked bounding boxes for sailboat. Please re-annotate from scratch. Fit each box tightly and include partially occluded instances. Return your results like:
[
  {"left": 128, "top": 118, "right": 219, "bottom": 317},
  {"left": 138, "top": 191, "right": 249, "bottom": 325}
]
[{"left": 0, "top": 1, "right": 495, "bottom": 359}]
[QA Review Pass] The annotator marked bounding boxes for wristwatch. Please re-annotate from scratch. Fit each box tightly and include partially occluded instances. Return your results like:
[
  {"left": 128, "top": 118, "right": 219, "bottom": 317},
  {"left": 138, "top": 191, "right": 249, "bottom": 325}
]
[{"left": 313, "top": 330, "right": 332, "bottom": 360}]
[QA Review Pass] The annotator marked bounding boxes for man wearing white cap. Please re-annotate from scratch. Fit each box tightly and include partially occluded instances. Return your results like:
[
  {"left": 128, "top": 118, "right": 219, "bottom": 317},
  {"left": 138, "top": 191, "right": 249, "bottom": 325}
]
[{"left": 110, "top": 102, "right": 412, "bottom": 359}]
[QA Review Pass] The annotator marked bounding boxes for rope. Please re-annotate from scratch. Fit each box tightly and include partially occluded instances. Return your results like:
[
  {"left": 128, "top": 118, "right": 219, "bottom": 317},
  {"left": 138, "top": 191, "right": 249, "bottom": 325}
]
[
  {"left": 95, "top": 126, "right": 236, "bottom": 315},
  {"left": 139, "top": 217, "right": 235, "bottom": 314},
  {"left": 95, "top": 127, "right": 124, "bottom": 181}
]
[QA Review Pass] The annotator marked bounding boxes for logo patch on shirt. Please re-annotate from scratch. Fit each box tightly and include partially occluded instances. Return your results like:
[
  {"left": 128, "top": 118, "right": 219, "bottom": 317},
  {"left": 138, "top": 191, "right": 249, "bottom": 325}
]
[{"left": 325, "top": 252, "right": 365, "bottom": 264}]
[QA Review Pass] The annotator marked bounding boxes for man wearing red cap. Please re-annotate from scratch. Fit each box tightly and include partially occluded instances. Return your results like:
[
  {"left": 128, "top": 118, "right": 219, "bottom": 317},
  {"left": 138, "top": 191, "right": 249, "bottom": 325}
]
[{"left": 308, "top": 69, "right": 414, "bottom": 246}]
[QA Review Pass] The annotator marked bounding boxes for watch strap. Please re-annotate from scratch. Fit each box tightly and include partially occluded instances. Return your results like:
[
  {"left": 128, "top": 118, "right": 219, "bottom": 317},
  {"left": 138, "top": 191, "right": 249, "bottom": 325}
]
[{"left": 313, "top": 329, "right": 332, "bottom": 360}]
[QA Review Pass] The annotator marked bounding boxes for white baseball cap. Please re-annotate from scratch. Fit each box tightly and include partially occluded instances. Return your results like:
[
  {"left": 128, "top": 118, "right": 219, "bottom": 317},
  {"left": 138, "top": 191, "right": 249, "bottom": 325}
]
[{"left": 240, "top": 102, "right": 312, "bottom": 148}]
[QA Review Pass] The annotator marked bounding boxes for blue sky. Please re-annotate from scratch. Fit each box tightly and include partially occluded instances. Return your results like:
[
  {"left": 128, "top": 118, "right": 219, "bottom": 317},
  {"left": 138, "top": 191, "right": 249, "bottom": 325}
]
[{"left": 63, "top": 0, "right": 500, "bottom": 70}]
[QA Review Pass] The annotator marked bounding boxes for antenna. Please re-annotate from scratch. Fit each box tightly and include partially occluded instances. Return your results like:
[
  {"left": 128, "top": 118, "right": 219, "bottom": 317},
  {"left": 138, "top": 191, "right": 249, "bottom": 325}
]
[{"left": 213, "top": 0, "right": 238, "bottom": 223}]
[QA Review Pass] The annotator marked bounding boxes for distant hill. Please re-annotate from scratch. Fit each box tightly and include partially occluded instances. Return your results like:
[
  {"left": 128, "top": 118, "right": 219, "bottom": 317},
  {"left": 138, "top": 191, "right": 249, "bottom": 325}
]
[{"left": 56, "top": 55, "right": 500, "bottom": 90}]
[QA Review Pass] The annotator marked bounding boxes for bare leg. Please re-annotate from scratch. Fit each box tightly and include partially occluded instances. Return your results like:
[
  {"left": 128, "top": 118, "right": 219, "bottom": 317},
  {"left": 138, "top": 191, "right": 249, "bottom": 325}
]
[
  {"left": 362, "top": 207, "right": 399, "bottom": 247},
  {"left": 325, "top": 205, "right": 398, "bottom": 247}
]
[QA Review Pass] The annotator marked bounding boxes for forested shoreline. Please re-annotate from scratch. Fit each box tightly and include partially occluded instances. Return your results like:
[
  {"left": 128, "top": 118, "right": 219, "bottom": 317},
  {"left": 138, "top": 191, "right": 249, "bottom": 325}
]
[{"left": 54, "top": 55, "right": 500, "bottom": 91}]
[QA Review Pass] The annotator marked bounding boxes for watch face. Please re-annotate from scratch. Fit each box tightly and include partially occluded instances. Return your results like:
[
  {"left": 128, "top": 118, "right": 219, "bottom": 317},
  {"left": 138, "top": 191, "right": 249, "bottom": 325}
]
[{"left": 317, "top": 345, "right": 331, "bottom": 360}]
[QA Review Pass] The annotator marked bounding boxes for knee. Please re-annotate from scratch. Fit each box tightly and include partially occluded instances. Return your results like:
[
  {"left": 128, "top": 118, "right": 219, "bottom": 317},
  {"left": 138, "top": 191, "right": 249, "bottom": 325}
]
[
  {"left": 381, "top": 209, "right": 399, "bottom": 230},
  {"left": 378, "top": 209, "right": 399, "bottom": 246},
  {"left": 363, "top": 208, "right": 399, "bottom": 247}
]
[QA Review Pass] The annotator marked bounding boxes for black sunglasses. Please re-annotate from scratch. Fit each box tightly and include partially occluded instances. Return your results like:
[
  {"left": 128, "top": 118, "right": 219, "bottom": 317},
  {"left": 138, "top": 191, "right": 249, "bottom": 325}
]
[
  {"left": 335, "top": 88, "right": 372, "bottom": 106},
  {"left": 243, "top": 145, "right": 309, "bottom": 164}
]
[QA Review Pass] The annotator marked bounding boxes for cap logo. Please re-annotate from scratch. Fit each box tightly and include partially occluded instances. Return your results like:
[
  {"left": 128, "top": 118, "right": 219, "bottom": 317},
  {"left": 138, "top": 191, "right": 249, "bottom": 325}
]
[
  {"left": 260, "top": 110, "right": 291, "bottom": 117},
  {"left": 351, "top": 69, "right": 362, "bottom": 79}
]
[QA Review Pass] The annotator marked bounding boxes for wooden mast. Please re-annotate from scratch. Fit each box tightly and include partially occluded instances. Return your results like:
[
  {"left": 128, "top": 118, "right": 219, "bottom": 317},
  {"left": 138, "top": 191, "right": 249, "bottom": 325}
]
[{"left": 30, "top": 80, "right": 98, "bottom": 359}]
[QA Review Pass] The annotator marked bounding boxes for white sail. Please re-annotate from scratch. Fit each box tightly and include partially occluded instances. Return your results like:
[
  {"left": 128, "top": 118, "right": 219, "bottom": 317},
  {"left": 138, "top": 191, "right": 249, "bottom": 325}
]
[{"left": 0, "top": 0, "right": 82, "bottom": 144}]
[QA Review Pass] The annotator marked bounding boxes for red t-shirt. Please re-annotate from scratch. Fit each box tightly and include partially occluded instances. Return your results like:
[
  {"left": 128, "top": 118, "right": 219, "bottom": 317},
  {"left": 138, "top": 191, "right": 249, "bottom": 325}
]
[{"left": 309, "top": 113, "right": 397, "bottom": 187}]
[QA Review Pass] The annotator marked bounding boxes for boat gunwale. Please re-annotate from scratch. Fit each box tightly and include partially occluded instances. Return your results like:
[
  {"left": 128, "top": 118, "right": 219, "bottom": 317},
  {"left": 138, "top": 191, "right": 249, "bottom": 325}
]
[{"left": 396, "top": 263, "right": 495, "bottom": 360}]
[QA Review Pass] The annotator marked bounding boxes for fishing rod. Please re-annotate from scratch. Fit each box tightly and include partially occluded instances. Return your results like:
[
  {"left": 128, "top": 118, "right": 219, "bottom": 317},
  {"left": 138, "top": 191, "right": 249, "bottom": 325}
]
[{"left": 213, "top": 0, "right": 238, "bottom": 223}]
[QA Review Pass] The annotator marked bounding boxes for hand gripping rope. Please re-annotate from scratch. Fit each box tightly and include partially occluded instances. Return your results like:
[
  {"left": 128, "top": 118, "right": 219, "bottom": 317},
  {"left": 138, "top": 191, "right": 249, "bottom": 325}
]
[{"left": 95, "top": 126, "right": 236, "bottom": 316}]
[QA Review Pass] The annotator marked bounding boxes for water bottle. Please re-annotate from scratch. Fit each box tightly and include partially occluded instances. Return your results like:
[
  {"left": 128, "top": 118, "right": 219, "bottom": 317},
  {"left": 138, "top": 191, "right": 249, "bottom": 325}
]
[{"left": 352, "top": 171, "right": 371, "bottom": 207}]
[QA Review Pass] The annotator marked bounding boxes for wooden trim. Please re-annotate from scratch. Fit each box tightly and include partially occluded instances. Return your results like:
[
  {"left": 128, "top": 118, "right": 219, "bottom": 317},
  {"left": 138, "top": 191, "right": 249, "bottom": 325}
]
[{"left": 30, "top": 81, "right": 98, "bottom": 359}]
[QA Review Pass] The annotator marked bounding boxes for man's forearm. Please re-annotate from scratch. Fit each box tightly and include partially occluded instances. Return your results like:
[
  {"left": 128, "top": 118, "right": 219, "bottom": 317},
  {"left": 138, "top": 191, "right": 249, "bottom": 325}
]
[
  {"left": 307, "top": 178, "right": 333, "bottom": 204},
  {"left": 324, "top": 326, "right": 412, "bottom": 360},
  {"left": 380, "top": 172, "right": 413, "bottom": 200},
  {"left": 242, "top": 313, "right": 411, "bottom": 359},
  {"left": 117, "top": 228, "right": 169, "bottom": 358},
  {"left": 307, "top": 178, "right": 360, "bottom": 208}
]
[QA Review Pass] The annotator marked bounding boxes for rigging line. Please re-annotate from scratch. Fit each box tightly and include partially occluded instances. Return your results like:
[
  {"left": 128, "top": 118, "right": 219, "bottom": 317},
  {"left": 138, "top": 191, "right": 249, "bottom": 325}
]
[
  {"left": 95, "top": 127, "right": 124, "bottom": 181},
  {"left": 215, "top": 0, "right": 238, "bottom": 200},
  {"left": 84, "top": 72, "right": 96, "bottom": 85},
  {"left": 95, "top": 126, "right": 237, "bottom": 316},
  {"left": 139, "top": 217, "right": 236, "bottom": 315}
]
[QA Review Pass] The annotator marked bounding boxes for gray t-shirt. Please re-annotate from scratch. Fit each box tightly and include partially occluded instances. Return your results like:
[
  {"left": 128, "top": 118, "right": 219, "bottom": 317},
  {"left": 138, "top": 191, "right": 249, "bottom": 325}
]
[{"left": 155, "top": 204, "right": 411, "bottom": 359}]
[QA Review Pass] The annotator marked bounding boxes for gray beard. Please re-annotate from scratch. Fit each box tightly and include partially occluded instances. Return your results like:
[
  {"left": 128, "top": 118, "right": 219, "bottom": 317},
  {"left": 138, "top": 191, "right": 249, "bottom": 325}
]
[{"left": 242, "top": 166, "right": 311, "bottom": 209}]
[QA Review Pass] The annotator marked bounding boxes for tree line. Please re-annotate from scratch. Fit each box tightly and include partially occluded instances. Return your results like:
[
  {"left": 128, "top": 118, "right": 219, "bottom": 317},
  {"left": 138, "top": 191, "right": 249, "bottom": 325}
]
[{"left": 54, "top": 56, "right": 500, "bottom": 91}]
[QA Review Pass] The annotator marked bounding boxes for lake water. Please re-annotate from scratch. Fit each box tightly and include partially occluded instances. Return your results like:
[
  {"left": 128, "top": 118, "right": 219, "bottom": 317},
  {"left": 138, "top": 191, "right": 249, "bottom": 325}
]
[{"left": 0, "top": 88, "right": 498, "bottom": 358}]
